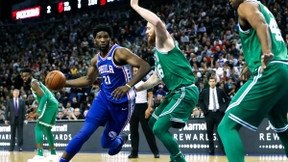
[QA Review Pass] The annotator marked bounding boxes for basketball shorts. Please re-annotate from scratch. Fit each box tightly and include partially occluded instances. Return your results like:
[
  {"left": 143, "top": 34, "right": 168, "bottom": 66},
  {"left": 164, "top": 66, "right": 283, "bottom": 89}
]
[
  {"left": 38, "top": 99, "right": 59, "bottom": 127},
  {"left": 225, "top": 61, "right": 288, "bottom": 132},
  {"left": 151, "top": 84, "right": 199, "bottom": 128},
  {"left": 86, "top": 91, "right": 135, "bottom": 140}
]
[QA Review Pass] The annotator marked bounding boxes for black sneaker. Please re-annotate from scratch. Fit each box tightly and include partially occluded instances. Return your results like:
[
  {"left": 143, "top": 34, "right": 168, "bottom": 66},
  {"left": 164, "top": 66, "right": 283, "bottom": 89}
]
[
  {"left": 108, "top": 134, "right": 128, "bottom": 155},
  {"left": 128, "top": 154, "right": 138, "bottom": 158},
  {"left": 154, "top": 153, "right": 160, "bottom": 158}
]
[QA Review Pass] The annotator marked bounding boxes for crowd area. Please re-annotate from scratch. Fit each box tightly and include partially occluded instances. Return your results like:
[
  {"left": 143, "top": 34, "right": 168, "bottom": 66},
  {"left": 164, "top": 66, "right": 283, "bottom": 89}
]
[{"left": 0, "top": 0, "right": 287, "bottom": 122}]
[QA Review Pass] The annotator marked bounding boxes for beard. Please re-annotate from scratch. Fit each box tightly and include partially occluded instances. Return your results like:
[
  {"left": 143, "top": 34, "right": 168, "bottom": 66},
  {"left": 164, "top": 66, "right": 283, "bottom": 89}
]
[
  {"left": 98, "top": 43, "right": 110, "bottom": 52},
  {"left": 24, "top": 77, "right": 32, "bottom": 87},
  {"left": 148, "top": 32, "right": 156, "bottom": 45}
]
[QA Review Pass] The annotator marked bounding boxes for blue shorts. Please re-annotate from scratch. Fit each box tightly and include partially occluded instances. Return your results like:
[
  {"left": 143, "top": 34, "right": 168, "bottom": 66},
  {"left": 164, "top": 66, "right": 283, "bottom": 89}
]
[{"left": 86, "top": 91, "right": 135, "bottom": 140}]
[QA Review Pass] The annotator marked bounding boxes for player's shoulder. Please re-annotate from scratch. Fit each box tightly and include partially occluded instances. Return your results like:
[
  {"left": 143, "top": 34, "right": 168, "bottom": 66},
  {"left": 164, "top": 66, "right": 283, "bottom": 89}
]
[
  {"left": 91, "top": 54, "right": 98, "bottom": 65},
  {"left": 238, "top": 1, "right": 259, "bottom": 13},
  {"left": 114, "top": 46, "right": 130, "bottom": 54}
]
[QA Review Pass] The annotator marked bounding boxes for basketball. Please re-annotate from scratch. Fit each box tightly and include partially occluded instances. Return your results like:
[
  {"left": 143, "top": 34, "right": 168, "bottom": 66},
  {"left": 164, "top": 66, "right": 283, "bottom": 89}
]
[{"left": 45, "top": 70, "right": 66, "bottom": 91}]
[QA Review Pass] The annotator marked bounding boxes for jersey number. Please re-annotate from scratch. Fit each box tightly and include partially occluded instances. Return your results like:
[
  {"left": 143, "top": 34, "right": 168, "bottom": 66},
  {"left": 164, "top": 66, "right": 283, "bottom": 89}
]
[
  {"left": 157, "top": 64, "right": 164, "bottom": 79},
  {"left": 103, "top": 75, "right": 111, "bottom": 85},
  {"left": 263, "top": 6, "right": 284, "bottom": 42}
]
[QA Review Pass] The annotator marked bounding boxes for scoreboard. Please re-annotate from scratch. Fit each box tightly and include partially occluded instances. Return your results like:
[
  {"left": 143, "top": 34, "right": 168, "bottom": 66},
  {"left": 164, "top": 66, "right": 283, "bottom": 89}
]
[{"left": 12, "top": 0, "right": 123, "bottom": 20}]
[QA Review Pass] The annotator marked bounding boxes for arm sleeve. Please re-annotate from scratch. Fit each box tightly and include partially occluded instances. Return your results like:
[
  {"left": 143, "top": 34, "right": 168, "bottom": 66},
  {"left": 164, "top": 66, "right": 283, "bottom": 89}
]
[{"left": 37, "top": 94, "right": 47, "bottom": 114}]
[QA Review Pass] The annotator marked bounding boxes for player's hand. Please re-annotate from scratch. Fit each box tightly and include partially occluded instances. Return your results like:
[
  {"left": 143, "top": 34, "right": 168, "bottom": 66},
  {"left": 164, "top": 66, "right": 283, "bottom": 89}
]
[
  {"left": 33, "top": 112, "right": 40, "bottom": 120},
  {"left": 240, "top": 66, "right": 251, "bottom": 81},
  {"left": 111, "top": 85, "right": 130, "bottom": 100},
  {"left": 4, "top": 120, "right": 8, "bottom": 125},
  {"left": 130, "top": 0, "right": 139, "bottom": 7},
  {"left": 145, "top": 108, "right": 151, "bottom": 119},
  {"left": 261, "top": 53, "right": 274, "bottom": 74}
]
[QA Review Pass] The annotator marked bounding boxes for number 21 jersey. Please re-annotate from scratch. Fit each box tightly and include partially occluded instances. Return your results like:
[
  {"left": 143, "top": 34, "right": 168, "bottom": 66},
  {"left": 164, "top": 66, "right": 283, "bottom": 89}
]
[{"left": 97, "top": 44, "right": 136, "bottom": 104}]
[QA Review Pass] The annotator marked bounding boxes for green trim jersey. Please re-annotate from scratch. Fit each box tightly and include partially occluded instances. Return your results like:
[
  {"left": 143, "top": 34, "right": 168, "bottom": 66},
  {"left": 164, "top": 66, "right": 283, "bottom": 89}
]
[
  {"left": 154, "top": 43, "right": 195, "bottom": 91},
  {"left": 31, "top": 78, "right": 58, "bottom": 105},
  {"left": 239, "top": 0, "right": 288, "bottom": 73}
]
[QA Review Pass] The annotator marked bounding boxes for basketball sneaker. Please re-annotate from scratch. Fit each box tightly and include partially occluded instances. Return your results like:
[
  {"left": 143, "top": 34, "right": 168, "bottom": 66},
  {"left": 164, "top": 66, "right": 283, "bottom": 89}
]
[
  {"left": 28, "top": 155, "right": 46, "bottom": 162},
  {"left": 45, "top": 154, "right": 60, "bottom": 162},
  {"left": 108, "top": 133, "right": 128, "bottom": 155}
]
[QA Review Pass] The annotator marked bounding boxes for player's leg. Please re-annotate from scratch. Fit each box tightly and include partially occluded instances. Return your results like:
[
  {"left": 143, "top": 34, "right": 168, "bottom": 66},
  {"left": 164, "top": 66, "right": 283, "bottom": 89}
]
[
  {"left": 101, "top": 101, "right": 133, "bottom": 155},
  {"left": 129, "top": 104, "right": 140, "bottom": 157},
  {"left": 148, "top": 97, "right": 169, "bottom": 130},
  {"left": 37, "top": 102, "right": 58, "bottom": 158},
  {"left": 218, "top": 113, "right": 243, "bottom": 161},
  {"left": 218, "top": 66, "right": 280, "bottom": 162},
  {"left": 35, "top": 122, "right": 45, "bottom": 157},
  {"left": 139, "top": 104, "right": 159, "bottom": 156},
  {"left": 153, "top": 115, "right": 186, "bottom": 162},
  {"left": 60, "top": 96, "right": 109, "bottom": 162},
  {"left": 154, "top": 86, "right": 198, "bottom": 162},
  {"left": 268, "top": 65, "right": 288, "bottom": 156}
]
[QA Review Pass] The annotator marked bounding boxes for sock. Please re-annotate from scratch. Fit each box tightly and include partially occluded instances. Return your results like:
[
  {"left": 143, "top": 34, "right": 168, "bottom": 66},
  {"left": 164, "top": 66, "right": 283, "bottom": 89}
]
[
  {"left": 37, "top": 148, "right": 43, "bottom": 156},
  {"left": 51, "top": 148, "right": 56, "bottom": 155},
  {"left": 174, "top": 152, "right": 186, "bottom": 162},
  {"left": 218, "top": 114, "right": 244, "bottom": 162},
  {"left": 59, "top": 157, "right": 69, "bottom": 162}
]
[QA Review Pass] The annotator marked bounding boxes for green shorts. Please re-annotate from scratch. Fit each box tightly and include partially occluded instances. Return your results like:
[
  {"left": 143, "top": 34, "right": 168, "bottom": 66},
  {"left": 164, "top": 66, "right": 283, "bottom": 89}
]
[
  {"left": 152, "top": 84, "right": 199, "bottom": 127},
  {"left": 225, "top": 61, "right": 288, "bottom": 132},
  {"left": 38, "top": 100, "right": 58, "bottom": 128}
]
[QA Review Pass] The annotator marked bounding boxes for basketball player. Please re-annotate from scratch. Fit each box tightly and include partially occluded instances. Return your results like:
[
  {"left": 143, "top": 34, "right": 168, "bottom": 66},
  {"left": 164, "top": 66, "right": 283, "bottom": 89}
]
[
  {"left": 59, "top": 25, "right": 150, "bottom": 162},
  {"left": 217, "top": 0, "right": 288, "bottom": 161},
  {"left": 131, "top": 1, "right": 199, "bottom": 161},
  {"left": 21, "top": 68, "right": 59, "bottom": 162}
]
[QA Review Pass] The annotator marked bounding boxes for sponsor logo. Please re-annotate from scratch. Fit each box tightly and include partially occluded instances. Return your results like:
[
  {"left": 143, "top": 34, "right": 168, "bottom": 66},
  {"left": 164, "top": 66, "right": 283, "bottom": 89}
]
[{"left": 108, "top": 131, "right": 117, "bottom": 138}]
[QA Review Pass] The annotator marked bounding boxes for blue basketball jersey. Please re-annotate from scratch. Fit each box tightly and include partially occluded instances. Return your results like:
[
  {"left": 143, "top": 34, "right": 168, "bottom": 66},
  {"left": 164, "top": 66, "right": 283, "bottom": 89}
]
[{"left": 97, "top": 44, "right": 136, "bottom": 104}]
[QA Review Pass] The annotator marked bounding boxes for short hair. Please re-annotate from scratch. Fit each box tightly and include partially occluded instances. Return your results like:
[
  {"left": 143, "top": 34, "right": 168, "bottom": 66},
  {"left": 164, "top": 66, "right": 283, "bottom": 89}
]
[
  {"left": 21, "top": 68, "right": 33, "bottom": 74},
  {"left": 209, "top": 76, "right": 217, "bottom": 81},
  {"left": 93, "top": 24, "right": 113, "bottom": 38}
]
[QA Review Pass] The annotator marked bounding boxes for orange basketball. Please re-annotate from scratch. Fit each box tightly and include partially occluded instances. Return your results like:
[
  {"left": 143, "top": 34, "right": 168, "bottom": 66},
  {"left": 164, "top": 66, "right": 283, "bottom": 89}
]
[{"left": 45, "top": 70, "right": 66, "bottom": 91}]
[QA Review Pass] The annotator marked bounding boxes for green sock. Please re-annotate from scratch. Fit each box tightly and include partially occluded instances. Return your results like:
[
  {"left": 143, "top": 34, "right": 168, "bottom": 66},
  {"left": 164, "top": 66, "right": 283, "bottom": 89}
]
[
  {"left": 51, "top": 148, "right": 56, "bottom": 155},
  {"left": 37, "top": 148, "right": 43, "bottom": 156},
  {"left": 174, "top": 152, "right": 186, "bottom": 162}
]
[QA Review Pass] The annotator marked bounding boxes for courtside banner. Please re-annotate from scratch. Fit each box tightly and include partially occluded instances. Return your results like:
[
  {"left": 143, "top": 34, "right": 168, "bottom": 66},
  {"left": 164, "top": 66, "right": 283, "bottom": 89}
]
[{"left": 0, "top": 119, "right": 285, "bottom": 154}]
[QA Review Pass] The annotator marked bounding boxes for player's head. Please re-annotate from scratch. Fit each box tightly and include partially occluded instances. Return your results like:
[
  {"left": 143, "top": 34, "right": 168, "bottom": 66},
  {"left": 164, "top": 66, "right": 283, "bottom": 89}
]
[
  {"left": 93, "top": 24, "right": 113, "bottom": 51},
  {"left": 209, "top": 76, "right": 217, "bottom": 89},
  {"left": 146, "top": 22, "right": 156, "bottom": 45},
  {"left": 229, "top": 0, "right": 244, "bottom": 8},
  {"left": 21, "top": 68, "right": 33, "bottom": 83}
]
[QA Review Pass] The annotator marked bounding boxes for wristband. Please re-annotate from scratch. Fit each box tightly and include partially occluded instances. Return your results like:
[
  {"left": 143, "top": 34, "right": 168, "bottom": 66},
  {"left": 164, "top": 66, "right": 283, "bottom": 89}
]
[{"left": 125, "top": 84, "right": 132, "bottom": 89}]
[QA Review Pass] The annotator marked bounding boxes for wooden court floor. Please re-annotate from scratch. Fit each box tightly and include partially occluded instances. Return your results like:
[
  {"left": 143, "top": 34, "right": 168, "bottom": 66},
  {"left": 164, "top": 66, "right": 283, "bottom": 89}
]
[{"left": 0, "top": 151, "right": 287, "bottom": 162}]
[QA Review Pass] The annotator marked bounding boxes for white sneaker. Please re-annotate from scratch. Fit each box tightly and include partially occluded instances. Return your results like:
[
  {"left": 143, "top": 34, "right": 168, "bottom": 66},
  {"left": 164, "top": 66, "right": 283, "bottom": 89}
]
[
  {"left": 28, "top": 155, "right": 46, "bottom": 162},
  {"left": 45, "top": 155, "right": 60, "bottom": 162}
]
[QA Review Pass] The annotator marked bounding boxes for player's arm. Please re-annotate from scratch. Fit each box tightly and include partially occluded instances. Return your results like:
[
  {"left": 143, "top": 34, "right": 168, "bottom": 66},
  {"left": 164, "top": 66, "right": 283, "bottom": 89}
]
[
  {"left": 31, "top": 81, "right": 46, "bottom": 118},
  {"left": 238, "top": 2, "right": 274, "bottom": 73},
  {"left": 65, "top": 55, "right": 99, "bottom": 88},
  {"left": 130, "top": 0, "right": 169, "bottom": 45},
  {"left": 112, "top": 47, "right": 151, "bottom": 100},
  {"left": 136, "top": 68, "right": 161, "bottom": 91}
]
